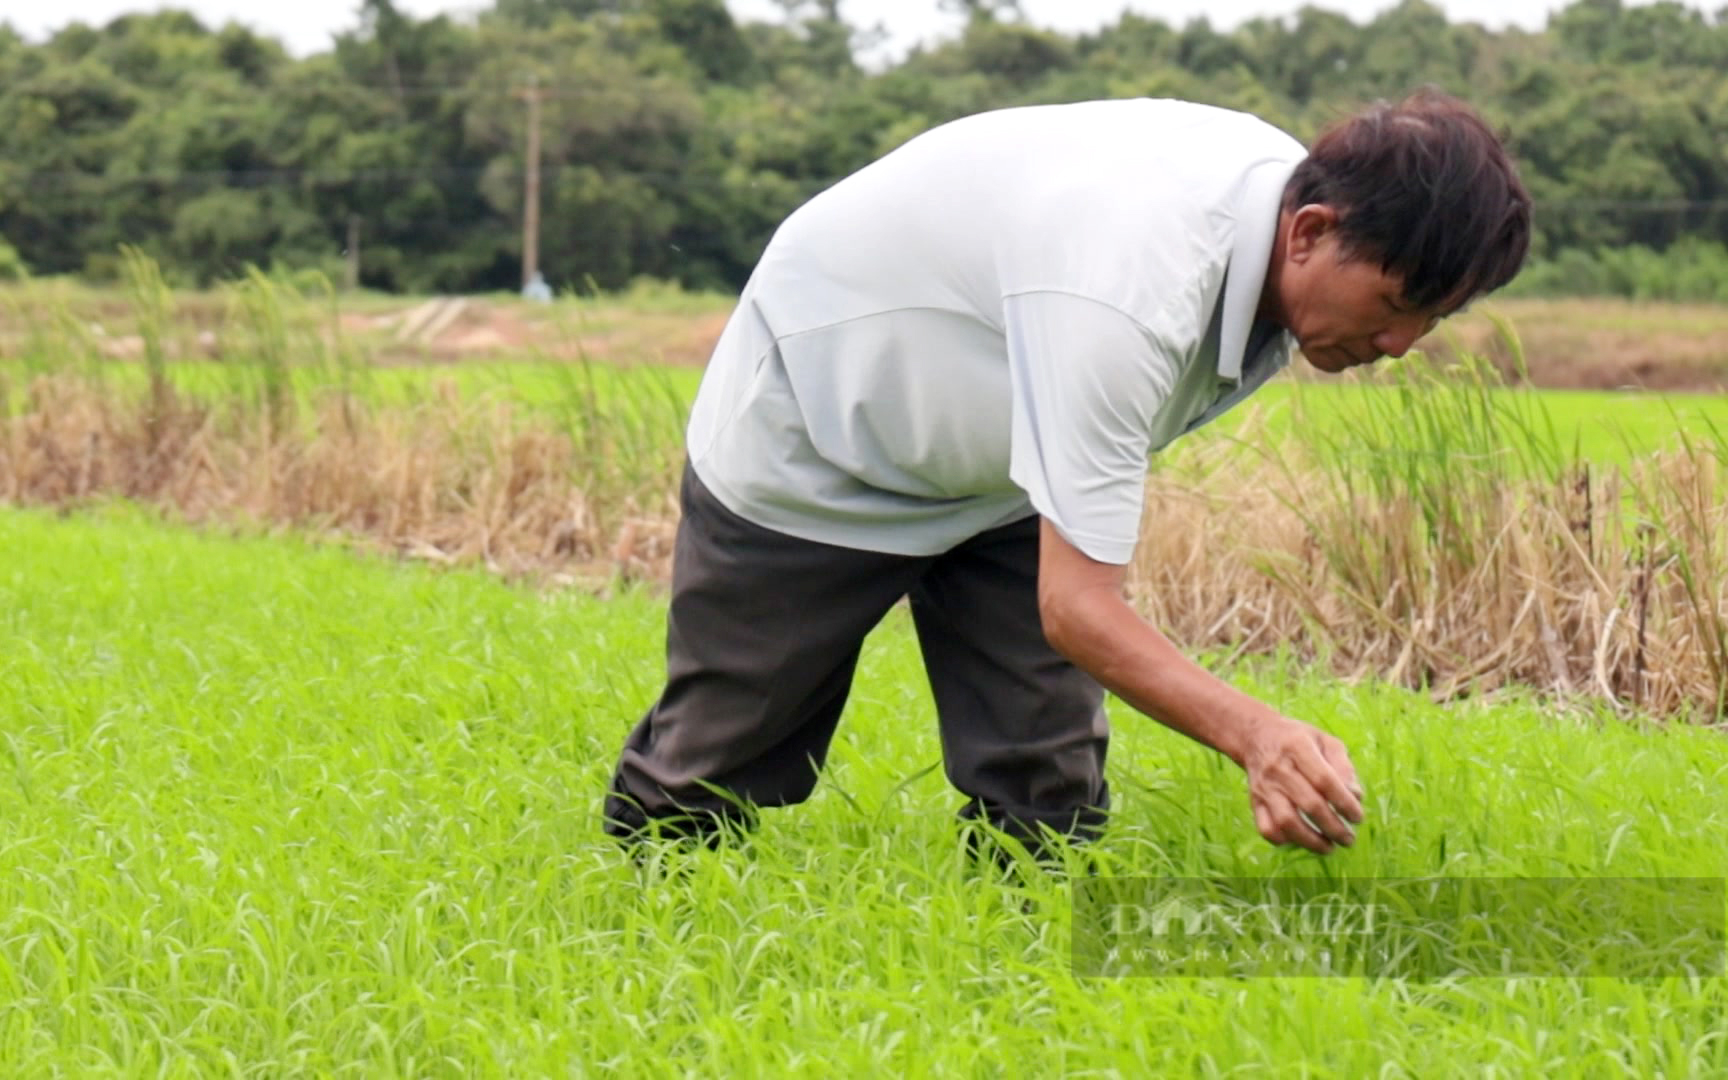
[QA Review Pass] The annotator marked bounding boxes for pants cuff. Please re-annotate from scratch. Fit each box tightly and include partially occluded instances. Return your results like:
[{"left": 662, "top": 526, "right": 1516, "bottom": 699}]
[
  {"left": 957, "top": 780, "right": 1110, "bottom": 861},
  {"left": 603, "top": 781, "right": 758, "bottom": 847}
]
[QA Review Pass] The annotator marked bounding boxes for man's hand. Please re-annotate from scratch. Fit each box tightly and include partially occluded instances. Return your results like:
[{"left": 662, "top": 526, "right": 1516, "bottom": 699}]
[
  {"left": 1036, "top": 518, "right": 1367, "bottom": 855},
  {"left": 1239, "top": 716, "right": 1364, "bottom": 854}
]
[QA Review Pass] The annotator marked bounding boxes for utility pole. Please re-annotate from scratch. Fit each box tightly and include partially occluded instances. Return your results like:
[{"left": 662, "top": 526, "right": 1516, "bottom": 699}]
[
  {"left": 345, "top": 214, "right": 361, "bottom": 292},
  {"left": 518, "top": 75, "right": 545, "bottom": 293}
]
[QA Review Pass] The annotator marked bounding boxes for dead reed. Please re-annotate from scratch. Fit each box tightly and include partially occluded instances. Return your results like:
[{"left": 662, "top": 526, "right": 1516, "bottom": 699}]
[
  {"left": 1131, "top": 347, "right": 1728, "bottom": 723},
  {"left": 0, "top": 263, "right": 682, "bottom": 585}
]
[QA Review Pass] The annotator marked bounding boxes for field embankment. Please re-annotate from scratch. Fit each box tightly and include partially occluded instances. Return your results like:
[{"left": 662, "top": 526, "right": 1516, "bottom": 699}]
[{"left": 11, "top": 275, "right": 1728, "bottom": 391}]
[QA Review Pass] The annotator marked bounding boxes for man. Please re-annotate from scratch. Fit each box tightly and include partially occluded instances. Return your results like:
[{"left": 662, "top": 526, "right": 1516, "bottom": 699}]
[{"left": 604, "top": 89, "right": 1531, "bottom": 859}]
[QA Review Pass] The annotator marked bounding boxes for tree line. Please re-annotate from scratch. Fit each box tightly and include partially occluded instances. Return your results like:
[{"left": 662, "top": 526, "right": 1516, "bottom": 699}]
[{"left": 1, "top": 0, "right": 1725, "bottom": 296}]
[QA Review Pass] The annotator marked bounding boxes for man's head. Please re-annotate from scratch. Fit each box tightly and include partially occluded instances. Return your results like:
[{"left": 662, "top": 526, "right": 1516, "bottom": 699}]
[{"left": 1262, "top": 89, "right": 1532, "bottom": 373}]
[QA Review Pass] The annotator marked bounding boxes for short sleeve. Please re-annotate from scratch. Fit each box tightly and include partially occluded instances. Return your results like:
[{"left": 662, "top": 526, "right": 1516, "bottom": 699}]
[{"left": 1003, "top": 291, "right": 1183, "bottom": 565}]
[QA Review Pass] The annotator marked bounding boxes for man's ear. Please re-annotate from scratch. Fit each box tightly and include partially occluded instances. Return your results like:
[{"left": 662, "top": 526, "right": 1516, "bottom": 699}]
[{"left": 1286, "top": 204, "right": 1340, "bottom": 264}]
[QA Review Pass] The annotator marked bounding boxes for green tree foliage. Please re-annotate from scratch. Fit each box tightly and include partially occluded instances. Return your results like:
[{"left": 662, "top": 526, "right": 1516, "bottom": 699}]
[
  {"left": 0, "top": 0, "right": 1724, "bottom": 294},
  {"left": 0, "top": 236, "right": 27, "bottom": 280}
]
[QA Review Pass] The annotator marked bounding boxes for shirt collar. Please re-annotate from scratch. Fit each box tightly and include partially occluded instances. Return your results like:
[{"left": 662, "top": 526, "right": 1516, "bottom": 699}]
[{"left": 1217, "top": 157, "right": 1302, "bottom": 382}]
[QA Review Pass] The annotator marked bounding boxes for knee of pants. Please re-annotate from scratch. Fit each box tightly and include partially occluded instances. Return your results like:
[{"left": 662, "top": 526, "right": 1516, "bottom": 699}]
[{"left": 945, "top": 727, "right": 1108, "bottom": 811}]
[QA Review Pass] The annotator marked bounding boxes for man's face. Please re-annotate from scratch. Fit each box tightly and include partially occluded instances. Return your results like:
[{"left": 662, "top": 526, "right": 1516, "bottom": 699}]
[{"left": 1273, "top": 207, "right": 1446, "bottom": 374}]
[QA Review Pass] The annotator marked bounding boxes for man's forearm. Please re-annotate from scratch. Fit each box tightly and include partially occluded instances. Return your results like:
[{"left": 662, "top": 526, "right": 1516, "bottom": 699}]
[
  {"left": 1043, "top": 583, "right": 1268, "bottom": 765},
  {"left": 1035, "top": 519, "right": 1364, "bottom": 853}
]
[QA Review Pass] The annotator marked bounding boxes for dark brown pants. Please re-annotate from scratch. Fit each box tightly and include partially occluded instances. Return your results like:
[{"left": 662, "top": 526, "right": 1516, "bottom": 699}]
[{"left": 603, "top": 464, "right": 1110, "bottom": 852}]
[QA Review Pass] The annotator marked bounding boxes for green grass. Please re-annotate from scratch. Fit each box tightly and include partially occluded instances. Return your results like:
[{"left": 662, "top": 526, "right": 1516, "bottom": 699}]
[
  {"left": 33, "top": 355, "right": 1728, "bottom": 469},
  {"left": 0, "top": 274, "right": 735, "bottom": 333},
  {"left": 163, "top": 358, "right": 703, "bottom": 418},
  {"left": 1239, "top": 382, "right": 1728, "bottom": 466},
  {"left": 4, "top": 506, "right": 1727, "bottom": 1074}
]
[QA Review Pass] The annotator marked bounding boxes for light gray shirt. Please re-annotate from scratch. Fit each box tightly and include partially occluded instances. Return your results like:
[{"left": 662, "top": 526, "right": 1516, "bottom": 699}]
[{"left": 687, "top": 98, "right": 1306, "bottom": 565}]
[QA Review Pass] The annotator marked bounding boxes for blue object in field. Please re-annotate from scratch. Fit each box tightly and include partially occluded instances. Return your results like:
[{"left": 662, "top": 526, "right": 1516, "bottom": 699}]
[{"left": 523, "top": 271, "right": 553, "bottom": 303}]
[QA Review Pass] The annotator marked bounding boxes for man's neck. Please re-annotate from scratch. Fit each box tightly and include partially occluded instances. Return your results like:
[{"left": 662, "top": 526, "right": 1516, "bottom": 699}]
[{"left": 1256, "top": 211, "right": 1291, "bottom": 329}]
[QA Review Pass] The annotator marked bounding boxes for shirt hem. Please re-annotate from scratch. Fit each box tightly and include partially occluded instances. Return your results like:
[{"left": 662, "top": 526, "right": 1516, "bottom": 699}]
[{"left": 690, "top": 456, "right": 1034, "bottom": 558}]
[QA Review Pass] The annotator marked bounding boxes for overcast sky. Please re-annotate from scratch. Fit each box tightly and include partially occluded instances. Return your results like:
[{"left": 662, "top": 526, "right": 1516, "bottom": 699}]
[{"left": 3, "top": 0, "right": 1656, "bottom": 59}]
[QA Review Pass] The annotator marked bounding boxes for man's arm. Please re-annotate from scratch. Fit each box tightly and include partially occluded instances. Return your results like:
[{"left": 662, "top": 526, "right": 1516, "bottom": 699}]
[{"left": 1037, "top": 518, "right": 1365, "bottom": 854}]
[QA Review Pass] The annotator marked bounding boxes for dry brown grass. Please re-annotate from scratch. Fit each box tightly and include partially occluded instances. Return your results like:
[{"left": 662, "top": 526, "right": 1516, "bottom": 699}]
[
  {"left": 0, "top": 373, "right": 679, "bottom": 587},
  {"left": 1131, "top": 446, "right": 1728, "bottom": 721},
  {"left": 5, "top": 361, "right": 1727, "bottom": 723}
]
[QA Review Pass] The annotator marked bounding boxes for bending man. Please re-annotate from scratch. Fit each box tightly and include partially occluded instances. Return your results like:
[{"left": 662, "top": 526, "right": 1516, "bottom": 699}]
[{"left": 605, "top": 89, "right": 1531, "bottom": 858}]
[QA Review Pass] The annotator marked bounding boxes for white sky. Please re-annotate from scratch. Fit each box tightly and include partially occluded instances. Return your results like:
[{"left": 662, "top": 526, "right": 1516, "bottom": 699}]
[{"left": 0, "top": 0, "right": 1660, "bottom": 59}]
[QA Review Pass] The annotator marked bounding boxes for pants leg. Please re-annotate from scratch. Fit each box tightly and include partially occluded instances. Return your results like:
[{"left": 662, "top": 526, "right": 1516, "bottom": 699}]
[
  {"left": 604, "top": 463, "right": 928, "bottom": 841},
  {"left": 907, "top": 515, "right": 1111, "bottom": 855}
]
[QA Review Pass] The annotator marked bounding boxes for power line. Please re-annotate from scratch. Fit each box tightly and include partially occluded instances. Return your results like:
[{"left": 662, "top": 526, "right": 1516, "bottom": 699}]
[
  {"left": 3, "top": 164, "right": 1721, "bottom": 212},
  {"left": 0, "top": 163, "right": 840, "bottom": 195},
  {"left": 3, "top": 78, "right": 679, "bottom": 101},
  {"left": 1538, "top": 199, "right": 1728, "bottom": 210},
  {"left": 264, "top": 82, "right": 671, "bottom": 99}
]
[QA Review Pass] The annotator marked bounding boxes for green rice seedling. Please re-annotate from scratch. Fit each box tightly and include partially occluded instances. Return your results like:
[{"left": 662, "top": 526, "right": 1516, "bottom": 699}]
[{"left": 3, "top": 506, "right": 1727, "bottom": 1075}]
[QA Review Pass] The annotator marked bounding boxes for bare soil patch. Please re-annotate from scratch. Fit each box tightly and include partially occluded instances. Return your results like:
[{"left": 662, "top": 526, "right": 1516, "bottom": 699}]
[
  {"left": 341, "top": 298, "right": 732, "bottom": 366},
  {"left": 1426, "top": 298, "right": 1728, "bottom": 392}
]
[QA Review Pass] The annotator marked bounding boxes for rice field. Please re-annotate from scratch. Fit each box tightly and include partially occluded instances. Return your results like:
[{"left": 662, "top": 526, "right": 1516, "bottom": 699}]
[
  {"left": 6, "top": 269, "right": 1728, "bottom": 1073},
  {"left": 4, "top": 505, "right": 1727, "bottom": 1075}
]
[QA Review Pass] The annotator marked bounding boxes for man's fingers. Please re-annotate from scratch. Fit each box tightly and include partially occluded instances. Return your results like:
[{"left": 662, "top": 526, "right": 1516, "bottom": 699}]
[
  {"left": 1258, "top": 792, "right": 1334, "bottom": 855},
  {"left": 1299, "top": 736, "right": 1366, "bottom": 825},
  {"left": 1295, "top": 795, "right": 1356, "bottom": 848},
  {"left": 1319, "top": 736, "right": 1363, "bottom": 795},
  {"left": 1247, "top": 722, "right": 1367, "bottom": 855},
  {"left": 1252, "top": 799, "right": 1276, "bottom": 845}
]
